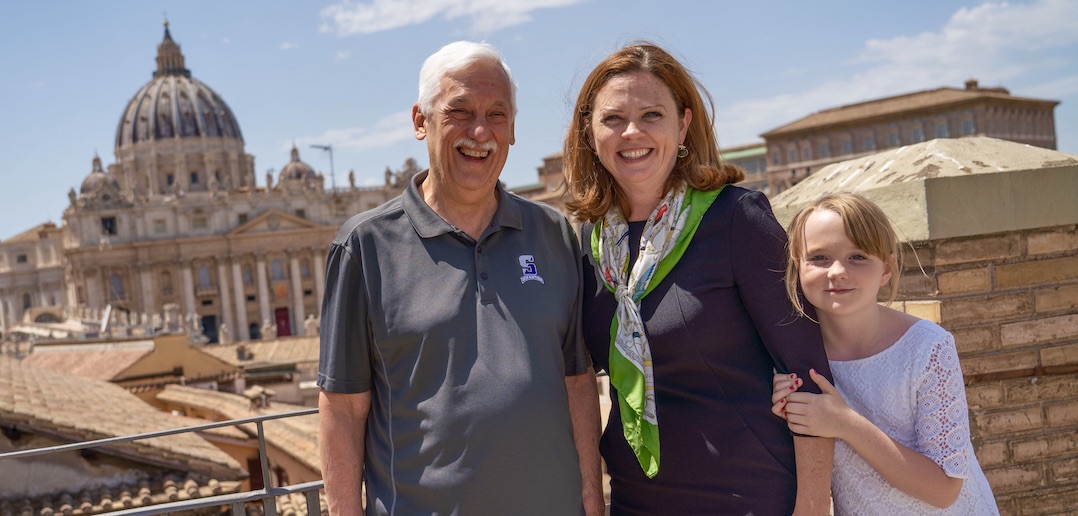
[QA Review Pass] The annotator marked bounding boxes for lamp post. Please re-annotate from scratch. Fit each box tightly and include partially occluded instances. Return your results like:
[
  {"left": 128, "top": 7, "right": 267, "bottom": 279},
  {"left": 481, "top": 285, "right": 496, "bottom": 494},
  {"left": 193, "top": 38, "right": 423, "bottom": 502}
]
[{"left": 311, "top": 144, "right": 336, "bottom": 191}]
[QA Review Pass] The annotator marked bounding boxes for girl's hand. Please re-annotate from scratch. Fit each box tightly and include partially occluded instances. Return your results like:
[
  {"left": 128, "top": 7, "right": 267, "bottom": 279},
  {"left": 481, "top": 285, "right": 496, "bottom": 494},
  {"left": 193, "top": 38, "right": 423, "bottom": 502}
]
[
  {"left": 771, "top": 372, "right": 802, "bottom": 419},
  {"left": 783, "top": 369, "right": 852, "bottom": 439}
]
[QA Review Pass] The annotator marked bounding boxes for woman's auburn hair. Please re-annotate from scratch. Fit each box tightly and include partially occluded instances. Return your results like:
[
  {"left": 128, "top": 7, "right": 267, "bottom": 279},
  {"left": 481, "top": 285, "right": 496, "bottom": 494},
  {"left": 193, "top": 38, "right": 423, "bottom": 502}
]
[
  {"left": 784, "top": 192, "right": 903, "bottom": 318},
  {"left": 563, "top": 42, "right": 743, "bottom": 223}
]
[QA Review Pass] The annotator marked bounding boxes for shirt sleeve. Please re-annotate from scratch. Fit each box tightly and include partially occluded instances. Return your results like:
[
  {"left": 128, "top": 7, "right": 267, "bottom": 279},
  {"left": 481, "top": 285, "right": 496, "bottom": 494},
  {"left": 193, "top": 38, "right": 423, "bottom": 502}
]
[
  {"left": 915, "top": 330, "right": 972, "bottom": 479},
  {"left": 562, "top": 216, "right": 590, "bottom": 376},
  {"left": 316, "top": 239, "right": 373, "bottom": 393},
  {"left": 730, "top": 190, "right": 832, "bottom": 394}
]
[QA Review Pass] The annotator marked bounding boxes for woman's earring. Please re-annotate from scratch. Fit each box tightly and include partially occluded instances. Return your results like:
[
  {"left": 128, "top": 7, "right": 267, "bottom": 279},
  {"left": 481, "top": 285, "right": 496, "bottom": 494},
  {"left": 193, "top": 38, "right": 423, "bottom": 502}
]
[
  {"left": 677, "top": 144, "right": 689, "bottom": 159},
  {"left": 593, "top": 153, "right": 602, "bottom": 164}
]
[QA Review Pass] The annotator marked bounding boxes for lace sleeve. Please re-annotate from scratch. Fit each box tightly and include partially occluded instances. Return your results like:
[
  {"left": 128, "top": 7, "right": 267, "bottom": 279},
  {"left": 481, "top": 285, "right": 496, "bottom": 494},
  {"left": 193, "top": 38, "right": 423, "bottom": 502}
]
[{"left": 914, "top": 330, "right": 971, "bottom": 479}]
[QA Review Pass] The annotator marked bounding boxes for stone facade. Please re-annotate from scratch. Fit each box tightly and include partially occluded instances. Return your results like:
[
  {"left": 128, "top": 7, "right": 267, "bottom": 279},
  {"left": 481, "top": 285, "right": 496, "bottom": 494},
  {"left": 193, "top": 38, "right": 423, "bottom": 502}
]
[
  {"left": 762, "top": 79, "right": 1060, "bottom": 195},
  {"left": 0, "top": 25, "right": 417, "bottom": 344}
]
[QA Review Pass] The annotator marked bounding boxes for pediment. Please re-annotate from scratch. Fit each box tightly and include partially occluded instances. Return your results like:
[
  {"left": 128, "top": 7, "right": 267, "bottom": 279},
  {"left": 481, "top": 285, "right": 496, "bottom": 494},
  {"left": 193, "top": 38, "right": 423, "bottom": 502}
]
[{"left": 228, "top": 209, "right": 321, "bottom": 236}]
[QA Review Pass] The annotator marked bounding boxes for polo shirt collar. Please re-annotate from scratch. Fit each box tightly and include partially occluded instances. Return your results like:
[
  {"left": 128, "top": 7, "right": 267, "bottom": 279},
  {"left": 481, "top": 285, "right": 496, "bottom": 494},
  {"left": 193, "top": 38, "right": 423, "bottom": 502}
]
[{"left": 404, "top": 170, "right": 523, "bottom": 239}]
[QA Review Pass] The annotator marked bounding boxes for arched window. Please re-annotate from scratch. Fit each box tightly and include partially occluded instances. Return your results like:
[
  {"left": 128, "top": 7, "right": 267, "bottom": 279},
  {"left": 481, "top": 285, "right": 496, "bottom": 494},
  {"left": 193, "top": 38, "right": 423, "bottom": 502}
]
[{"left": 271, "top": 259, "right": 285, "bottom": 281}]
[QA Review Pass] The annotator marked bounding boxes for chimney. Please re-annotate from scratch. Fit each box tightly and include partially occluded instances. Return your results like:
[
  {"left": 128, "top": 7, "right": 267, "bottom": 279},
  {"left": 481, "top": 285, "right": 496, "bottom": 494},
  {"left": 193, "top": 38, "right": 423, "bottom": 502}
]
[{"left": 965, "top": 79, "right": 979, "bottom": 91}]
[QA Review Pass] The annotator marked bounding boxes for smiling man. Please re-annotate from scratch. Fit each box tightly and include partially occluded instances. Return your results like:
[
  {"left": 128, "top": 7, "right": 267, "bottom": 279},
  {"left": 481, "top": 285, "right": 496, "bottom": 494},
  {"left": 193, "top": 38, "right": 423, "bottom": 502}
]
[{"left": 317, "top": 41, "right": 603, "bottom": 516}]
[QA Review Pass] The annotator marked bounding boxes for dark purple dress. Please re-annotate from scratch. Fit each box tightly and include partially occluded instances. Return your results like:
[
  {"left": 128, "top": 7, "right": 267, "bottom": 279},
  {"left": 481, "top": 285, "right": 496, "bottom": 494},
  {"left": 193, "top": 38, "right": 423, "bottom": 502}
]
[{"left": 582, "top": 186, "right": 831, "bottom": 515}]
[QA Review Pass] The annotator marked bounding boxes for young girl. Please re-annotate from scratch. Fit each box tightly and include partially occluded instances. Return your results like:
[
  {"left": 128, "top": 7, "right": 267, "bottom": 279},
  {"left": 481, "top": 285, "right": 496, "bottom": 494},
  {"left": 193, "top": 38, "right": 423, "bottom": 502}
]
[{"left": 773, "top": 192, "right": 998, "bottom": 514}]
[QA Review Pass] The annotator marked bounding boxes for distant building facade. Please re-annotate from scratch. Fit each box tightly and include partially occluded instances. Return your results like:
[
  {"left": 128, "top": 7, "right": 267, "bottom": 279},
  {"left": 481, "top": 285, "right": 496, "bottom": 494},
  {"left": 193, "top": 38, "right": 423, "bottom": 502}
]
[
  {"left": 761, "top": 79, "right": 1060, "bottom": 194},
  {"left": 0, "top": 24, "right": 416, "bottom": 343}
]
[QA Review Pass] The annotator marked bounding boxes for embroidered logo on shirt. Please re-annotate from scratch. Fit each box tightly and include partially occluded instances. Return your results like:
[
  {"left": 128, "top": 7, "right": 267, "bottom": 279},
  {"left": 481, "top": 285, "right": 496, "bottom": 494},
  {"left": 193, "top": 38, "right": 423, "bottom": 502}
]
[{"left": 518, "top": 255, "right": 545, "bottom": 284}]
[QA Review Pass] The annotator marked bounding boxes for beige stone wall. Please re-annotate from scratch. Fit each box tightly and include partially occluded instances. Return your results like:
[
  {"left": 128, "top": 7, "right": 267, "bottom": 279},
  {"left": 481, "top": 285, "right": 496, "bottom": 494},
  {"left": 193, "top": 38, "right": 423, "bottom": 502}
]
[{"left": 900, "top": 224, "right": 1078, "bottom": 515}]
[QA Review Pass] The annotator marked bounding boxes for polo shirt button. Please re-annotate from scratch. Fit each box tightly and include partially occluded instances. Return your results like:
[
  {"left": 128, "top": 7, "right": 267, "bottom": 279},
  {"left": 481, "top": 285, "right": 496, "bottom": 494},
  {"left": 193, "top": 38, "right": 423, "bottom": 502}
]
[
  {"left": 480, "top": 272, "right": 488, "bottom": 280},
  {"left": 477, "top": 246, "right": 482, "bottom": 253}
]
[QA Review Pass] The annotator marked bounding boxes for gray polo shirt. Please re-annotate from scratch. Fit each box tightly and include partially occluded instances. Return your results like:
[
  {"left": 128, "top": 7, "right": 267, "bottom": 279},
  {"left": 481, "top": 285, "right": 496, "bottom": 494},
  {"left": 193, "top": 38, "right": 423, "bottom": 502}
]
[{"left": 318, "top": 171, "right": 587, "bottom": 515}]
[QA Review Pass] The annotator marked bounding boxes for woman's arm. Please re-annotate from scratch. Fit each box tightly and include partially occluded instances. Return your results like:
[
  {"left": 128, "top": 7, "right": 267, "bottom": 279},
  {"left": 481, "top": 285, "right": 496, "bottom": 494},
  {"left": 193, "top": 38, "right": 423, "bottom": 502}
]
[{"left": 792, "top": 434, "right": 834, "bottom": 515}]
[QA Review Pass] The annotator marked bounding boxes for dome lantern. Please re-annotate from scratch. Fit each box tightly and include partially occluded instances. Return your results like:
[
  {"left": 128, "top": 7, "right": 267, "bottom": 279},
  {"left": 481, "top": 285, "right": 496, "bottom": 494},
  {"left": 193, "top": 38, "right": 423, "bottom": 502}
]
[{"left": 154, "top": 20, "right": 190, "bottom": 78}]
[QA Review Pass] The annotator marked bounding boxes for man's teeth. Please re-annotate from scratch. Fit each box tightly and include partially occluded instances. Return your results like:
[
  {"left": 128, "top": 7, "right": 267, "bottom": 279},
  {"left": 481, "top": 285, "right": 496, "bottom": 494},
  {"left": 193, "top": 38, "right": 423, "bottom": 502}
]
[{"left": 460, "top": 148, "right": 490, "bottom": 158}]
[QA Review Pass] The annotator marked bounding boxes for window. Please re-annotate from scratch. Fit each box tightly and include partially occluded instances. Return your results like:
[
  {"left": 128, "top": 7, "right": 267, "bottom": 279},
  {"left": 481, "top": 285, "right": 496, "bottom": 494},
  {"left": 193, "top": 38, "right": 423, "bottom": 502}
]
[
  {"left": 190, "top": 172, "right": 200, "bottom": 184},
  {"left": 166, "top": 174, "right": 175, "bottom": 186},
  {"left": 197, "top": 265, "right": 213, "bottom": 289},
  {"left": 16, "top": 254, "right": 28, "bottom": 264},
  {"left": 300, "top": 259, "right": 311, "bottom": 279},
  {"left": 109, "top": 274, "right": 125, "bottom": 300},
  {"left": 161, "top": 271, "right": 174, "bottom": 296},
  {"left": 888, "top": 131, "right": 900, "bottom": 147},
  {"left": 101, "top": 217, "right": 118, "bottom": 235},
  {"left": 911, "top": 127, "right": 924, "bottom": 143},
  {"left": 961, "top": 120, "right": 975, "bottom": 136},
  {"left": 271, "top": 259, "right": 285, "bottom": 281},
  {"left": 936, "top": 122, "right": 949, "bottom": 138},
  {"left": 801, "top": 147, "right": 811, "bottom": 161},
  {"left": 154, "top": 219, "right": 166, "bottom": 234},
  {"left": 238, "top": 213, "right": 249, "bottom": 225},
  {"left": 864, "top": 135, "right": 876, "bottom": 151},
  {"left": 787, "top": 148, "right": 797, "bottom": 163},
  {"left": 295, "top": 209, "right": 306, "bottom": 219},
  {"left": 840, "top": 140, "right": 853, "bottom": 155},
  {"left": 817, "top": 143, "right": 830, "bottom": 158},
  {"left": 771, "top": 151, "right": 781, "bottom": 166},
  {"left": 243, "top": 266, "right": 254, "bottom": 286},
  {"left": 22, "top": 293, "right": 32, "bottom": 310},
  {"left": 193, "top": 217, "right": 208, "bottom": 230}
]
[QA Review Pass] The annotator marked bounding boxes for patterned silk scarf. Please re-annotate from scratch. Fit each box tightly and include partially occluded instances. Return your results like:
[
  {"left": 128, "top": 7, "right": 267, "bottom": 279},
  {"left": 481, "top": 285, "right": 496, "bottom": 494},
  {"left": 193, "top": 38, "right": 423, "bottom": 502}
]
[{"left": 592, "top": 183, "right": 722, "bottom": 478}]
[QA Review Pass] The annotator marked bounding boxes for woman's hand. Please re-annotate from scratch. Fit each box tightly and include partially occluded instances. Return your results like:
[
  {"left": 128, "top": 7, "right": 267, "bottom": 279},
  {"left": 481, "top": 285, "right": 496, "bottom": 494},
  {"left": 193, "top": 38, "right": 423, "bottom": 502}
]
[
  {"left": 771, "top": 372, "right": 802, "bottom": 419},
  {"left": 783, "top": 369, "right": 853, "bottom": 439}
]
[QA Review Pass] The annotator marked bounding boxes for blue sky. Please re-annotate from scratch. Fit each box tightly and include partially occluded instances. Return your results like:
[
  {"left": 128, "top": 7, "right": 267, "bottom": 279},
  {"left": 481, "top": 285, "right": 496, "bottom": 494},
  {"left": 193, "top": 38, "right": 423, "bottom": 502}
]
[{"left": 1, "top": 0, "right": 1076, "bottom": 241}]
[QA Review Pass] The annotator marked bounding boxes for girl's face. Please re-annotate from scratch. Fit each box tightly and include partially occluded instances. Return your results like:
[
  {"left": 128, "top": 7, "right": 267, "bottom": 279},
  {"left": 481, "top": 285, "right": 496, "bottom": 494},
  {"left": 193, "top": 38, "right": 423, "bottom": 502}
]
[
  {"left": 589, "top": 71, "right": 691, "bottom": 205},
  {"left": 798, "top": 209, "right": 892, "bottom": 319}
]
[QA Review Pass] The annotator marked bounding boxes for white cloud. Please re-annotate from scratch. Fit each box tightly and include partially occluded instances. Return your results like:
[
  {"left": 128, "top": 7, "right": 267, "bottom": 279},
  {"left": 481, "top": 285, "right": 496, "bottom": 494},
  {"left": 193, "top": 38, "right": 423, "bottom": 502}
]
[
  {"left": 716, "top": 0, "right": 1078, "bottom": 146},
  {"left": 320, "top": 0, "right": 586, "bottom": 36},
  {"left": 280, "top": 42, "right": 297, "bottom": 50},
  {"left": 293, "top": 110, "right": 416, "bottom": 152},
  {"left": 335, "top": 50, "right": 352, "bottom": 61}
]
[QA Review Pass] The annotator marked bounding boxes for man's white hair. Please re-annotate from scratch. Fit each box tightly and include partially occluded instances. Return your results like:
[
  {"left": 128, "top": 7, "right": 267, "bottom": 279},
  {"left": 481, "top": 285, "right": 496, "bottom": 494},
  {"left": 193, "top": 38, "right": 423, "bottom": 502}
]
[{"left": 416, "top": 41, "right": 517, "bottom": 117}]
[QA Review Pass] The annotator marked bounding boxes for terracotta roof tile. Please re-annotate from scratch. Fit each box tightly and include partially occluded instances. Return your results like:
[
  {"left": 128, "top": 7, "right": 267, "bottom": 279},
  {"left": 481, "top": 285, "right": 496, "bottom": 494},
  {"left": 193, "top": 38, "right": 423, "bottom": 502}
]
[
  {"left": 200, "top": 336, "right": 319, "bottom": 368},
  {"left": 0, "top": 475, "right": 243, "bottom": 515},
  {"left": 0, "top": 356, "right": 245, "bottom": 479},
  {"left": 157, "top": 385, "right": 320, "bottom": 472},
  {"left": 22, "top": 341, "right": 154, "bottom": 380}
]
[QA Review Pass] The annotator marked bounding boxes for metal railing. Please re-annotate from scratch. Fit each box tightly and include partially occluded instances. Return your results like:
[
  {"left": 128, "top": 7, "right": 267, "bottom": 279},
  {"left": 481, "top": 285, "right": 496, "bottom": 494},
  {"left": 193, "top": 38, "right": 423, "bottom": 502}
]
[{"left": 0, "top": 408, "right": 323, "bottom": 515}]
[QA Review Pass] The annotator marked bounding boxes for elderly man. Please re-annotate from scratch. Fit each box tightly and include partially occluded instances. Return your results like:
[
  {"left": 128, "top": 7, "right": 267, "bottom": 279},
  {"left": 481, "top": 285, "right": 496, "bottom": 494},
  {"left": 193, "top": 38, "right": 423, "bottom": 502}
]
[{"left": 317, "top": 41, "right": 603, "bottom": 515}]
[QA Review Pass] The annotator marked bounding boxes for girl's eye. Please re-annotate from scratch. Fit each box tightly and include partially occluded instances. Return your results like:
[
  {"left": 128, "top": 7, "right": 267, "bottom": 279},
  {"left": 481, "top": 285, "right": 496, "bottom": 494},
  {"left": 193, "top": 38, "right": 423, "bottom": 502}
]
[
  {"left": 807, "top": 255, "right": 827, "bottom": 262},
  {"left": 850, "top": 254, "right": 868, "bottom": 261}
]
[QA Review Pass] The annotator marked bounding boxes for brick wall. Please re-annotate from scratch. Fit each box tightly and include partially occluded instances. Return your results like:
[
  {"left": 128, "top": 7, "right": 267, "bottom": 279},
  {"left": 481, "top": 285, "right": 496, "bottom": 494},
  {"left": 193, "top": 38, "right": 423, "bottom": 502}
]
[{"left": 899, "top": 224, "right": 1078, "bottom": 515}]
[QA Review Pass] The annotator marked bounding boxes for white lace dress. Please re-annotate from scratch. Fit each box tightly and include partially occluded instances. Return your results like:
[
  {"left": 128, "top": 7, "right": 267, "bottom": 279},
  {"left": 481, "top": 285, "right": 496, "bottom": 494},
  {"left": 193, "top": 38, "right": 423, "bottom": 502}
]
[{"left": 828, "top": 319, "right": 999, "bottom": 515}]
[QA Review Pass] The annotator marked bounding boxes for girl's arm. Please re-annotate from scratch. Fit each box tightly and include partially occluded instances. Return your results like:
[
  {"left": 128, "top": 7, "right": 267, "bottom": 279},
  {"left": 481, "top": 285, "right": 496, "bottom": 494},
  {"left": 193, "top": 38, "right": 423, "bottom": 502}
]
[{"left": 784, "top": 369, "right": 963, "bottom": 508}]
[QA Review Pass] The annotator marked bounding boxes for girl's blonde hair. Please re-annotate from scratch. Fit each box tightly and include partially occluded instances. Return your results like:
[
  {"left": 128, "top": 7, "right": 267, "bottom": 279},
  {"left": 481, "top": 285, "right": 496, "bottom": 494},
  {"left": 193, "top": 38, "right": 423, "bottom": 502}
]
[{"left": 785, "top": 192, "right": 902, "bottom": 317}]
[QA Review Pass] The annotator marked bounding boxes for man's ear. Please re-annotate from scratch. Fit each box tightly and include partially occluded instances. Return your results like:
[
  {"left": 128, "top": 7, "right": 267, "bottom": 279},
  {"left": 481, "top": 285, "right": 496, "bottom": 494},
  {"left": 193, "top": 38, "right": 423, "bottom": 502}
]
[{"left": 412, "top": 104, "right": 426, "bottom": 140}]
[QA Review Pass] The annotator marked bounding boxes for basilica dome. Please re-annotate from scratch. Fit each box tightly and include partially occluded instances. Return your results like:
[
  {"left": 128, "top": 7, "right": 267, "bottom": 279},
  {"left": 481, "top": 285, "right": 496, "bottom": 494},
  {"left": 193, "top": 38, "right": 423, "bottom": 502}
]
[
  {"left": 79, "top": 155, "right": 119, "bottom": 195},
  {"left": 279, "top": 145, "right": 318, "bottom": 181},
  {"left": 114, "top": 24, "right": 242, "bottom": 150}
]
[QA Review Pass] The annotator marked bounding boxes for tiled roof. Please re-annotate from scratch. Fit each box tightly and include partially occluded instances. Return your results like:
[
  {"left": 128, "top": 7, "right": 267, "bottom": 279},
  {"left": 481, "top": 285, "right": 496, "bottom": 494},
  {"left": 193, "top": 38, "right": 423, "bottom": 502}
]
[
  {"left": 157, "top": 385, "right": 320, "bottom": 472},
  {"left": 22, "top": 341, "right": 154, "bottom": 381},
  {"left": 0, "top": 475, "right": 243, "bottom": 516},
  {"left": 200, "top": 336, "right": 319, "bottom": 368},
  {"left": 761, "top": 86, "right": 1058, "bottom": 137},
  {"left": 0, "top": 356, "right": 245, "bottom": 479}
]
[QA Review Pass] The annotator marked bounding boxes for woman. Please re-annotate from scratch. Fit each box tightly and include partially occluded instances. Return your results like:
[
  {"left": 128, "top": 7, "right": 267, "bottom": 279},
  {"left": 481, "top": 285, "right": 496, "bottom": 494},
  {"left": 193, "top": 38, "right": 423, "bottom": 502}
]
[{"left": 564, "top": 42, "right": 834, "bottom": 515}]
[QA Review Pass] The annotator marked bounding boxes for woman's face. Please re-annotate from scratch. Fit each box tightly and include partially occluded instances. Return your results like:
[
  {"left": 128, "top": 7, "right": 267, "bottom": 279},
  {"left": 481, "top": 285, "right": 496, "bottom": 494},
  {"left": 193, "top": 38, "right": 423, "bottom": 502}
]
[{"left": 589, "top": 71, "right": 691, "bottom": 203}]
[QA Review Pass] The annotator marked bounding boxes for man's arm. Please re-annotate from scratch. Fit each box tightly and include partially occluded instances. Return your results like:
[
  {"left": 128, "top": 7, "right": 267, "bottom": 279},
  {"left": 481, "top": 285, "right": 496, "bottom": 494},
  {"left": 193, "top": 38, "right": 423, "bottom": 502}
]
[
  {"left": 319, "top": 389, "right": 371, "bottom": 516},
  {"left": 792, "top": 435, "right": 834, "bottom": 516},
  {"left": 565, "top": 368, "right": 604, "bottom": 516}
]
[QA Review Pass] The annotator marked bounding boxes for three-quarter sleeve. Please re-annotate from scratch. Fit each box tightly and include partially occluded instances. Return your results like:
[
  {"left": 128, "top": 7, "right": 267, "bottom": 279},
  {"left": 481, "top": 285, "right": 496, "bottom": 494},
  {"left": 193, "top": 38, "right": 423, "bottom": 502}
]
[
  {"left": 730, "top": 191, "right": 832, "bottom": 394},
  {"left": 915, "top": 331, "right": 973, "bottom": 478}
]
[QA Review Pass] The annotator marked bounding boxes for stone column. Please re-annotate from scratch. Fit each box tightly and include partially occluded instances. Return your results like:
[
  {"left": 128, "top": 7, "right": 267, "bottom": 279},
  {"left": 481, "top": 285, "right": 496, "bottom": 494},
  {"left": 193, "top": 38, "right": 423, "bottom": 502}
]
[
  {"left": 256, "top": 254, "right": 271, "bottom": 330},
  {"left": 181, "top": 263, "right": 196, "bottom": 317},
  {"left": 313, "top": 248, "right": 326, "bottom": 318},
  {"left": 216, "top": 259, "right": 235, "bottom": 337},
  {"left": 290, "top": 253, "right": 306, "bottom": 336},
  {"left": 231, "top": 259, "right": 249, "bottom": 341}
]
